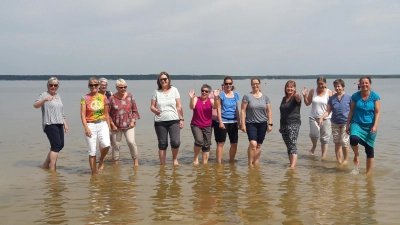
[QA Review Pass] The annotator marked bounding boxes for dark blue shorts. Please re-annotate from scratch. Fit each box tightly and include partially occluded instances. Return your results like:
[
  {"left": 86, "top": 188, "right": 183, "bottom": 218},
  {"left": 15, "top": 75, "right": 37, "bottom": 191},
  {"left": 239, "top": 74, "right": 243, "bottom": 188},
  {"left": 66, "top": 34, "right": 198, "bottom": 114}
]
[
  {"left": 44, "top": 124, "right": 65, "bottom": 152},
  {"left": 246, "top": 122, "right": 268, "bottom": 144},
  {"left": 214, "top": 122, "right": 238, "bottom": 144}
]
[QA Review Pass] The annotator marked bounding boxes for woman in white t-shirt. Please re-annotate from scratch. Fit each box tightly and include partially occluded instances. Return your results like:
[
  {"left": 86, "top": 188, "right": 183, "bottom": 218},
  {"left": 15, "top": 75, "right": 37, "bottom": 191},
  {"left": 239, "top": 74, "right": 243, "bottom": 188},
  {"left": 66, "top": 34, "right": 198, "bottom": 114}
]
[
  {"left": 302, "top": 76, "right": 333, "bottom": 158},
  {"left": 150, "top": 71, "right": 184, "bottom": 165}
]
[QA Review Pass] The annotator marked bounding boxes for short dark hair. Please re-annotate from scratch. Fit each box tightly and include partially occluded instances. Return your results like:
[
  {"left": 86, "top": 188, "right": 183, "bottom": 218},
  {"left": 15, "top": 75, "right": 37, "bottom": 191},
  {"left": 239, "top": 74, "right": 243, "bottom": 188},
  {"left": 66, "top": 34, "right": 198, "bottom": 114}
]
[
  {"left": 333, "top": 79, "right": 345, "bottom": 88},
  {"left": 223, "top": 76, "right": 235, "bottom": 91}
]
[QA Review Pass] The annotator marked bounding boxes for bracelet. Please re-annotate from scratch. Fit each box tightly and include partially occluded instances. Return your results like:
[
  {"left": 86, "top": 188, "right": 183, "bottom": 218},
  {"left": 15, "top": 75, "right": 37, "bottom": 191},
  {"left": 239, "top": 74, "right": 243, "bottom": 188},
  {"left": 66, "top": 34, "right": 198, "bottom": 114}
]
[{"left": 180, "top": 118, "right": 184, "bottom": 121}]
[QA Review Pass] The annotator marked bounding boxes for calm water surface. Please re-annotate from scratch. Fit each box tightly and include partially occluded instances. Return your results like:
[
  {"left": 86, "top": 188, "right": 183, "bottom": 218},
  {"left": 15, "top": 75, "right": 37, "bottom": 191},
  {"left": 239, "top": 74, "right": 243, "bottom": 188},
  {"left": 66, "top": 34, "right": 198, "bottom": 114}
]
[{"left": 0, "top": 79, "right": 399, "bottom": 224}]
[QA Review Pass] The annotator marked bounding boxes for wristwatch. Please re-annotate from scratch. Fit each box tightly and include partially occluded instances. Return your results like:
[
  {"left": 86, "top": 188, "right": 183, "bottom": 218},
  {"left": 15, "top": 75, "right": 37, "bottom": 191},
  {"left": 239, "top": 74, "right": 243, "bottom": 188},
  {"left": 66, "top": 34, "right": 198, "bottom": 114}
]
[
  {"left": 268, "top": 123, "right": 273, "bottom": 126},
  {"left": 180, "top": 119, "right": 184, "bottom": 121}
]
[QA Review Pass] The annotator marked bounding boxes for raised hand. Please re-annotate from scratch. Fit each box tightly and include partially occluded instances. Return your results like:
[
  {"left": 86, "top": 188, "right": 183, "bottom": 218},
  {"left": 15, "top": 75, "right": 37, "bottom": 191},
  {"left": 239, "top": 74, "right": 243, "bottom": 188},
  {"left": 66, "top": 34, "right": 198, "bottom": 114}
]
[
  {"left": 188, "top": 89, "right": 196, "bottom": 99},
  {"left": 302, "top": 87, "right": 308, "bottom": 97},
  {"left": 213, "top": 89, "right": 220, "bottom": 97}
]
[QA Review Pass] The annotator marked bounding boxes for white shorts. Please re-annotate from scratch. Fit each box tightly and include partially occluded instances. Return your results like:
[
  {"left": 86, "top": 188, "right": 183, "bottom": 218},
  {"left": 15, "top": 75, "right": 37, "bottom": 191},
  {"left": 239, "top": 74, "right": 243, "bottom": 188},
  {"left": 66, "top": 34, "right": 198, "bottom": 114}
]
[{"left": 84, "top": 121, "right": 110, "bottom": 156}]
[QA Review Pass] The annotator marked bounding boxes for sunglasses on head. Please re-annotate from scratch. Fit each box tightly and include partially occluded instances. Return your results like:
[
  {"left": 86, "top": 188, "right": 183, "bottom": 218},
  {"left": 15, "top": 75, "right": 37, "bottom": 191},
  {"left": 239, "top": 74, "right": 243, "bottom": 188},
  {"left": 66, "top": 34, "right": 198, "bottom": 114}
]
[
  {"left": 160, "top": 78, "right": 168, "bottom": 82},
  {"left": 49, "top": 84, "right": 58, "bottom": 87},
  {"left": 201, "top": 89, "right": 210, "bottom": 93},
  {"left": 224, "top": 82, "right": 233, "bottom": 85},
  {"left": 118, "top": 86, "right": 127, "bottom": 89},
  {"left": 89, "top": 84, "right": 99, "bottom": 87}
]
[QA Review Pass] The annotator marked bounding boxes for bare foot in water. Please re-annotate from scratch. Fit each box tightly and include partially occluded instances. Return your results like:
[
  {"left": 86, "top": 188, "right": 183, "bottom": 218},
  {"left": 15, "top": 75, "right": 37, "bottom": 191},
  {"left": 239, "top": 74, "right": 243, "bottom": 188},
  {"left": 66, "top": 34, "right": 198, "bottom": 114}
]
[
  {"left": 287, "top": 165, "right": 295, "bottom": 170},
  {"left": 353, "top": 154, "right": 359, "bottom": 166},
  {"left": 309, "top": 150, "right": 315, "bottom": 156},
  {"left": 173, "top": 160, "right": 179, "bottom": 166},
  {"left": 98, "top": 161, "right": 105, "bottom": 172},
  {"left": 193, "top": 161, "right": 199, "bottom": 166},
  {"left": 342, "top": 160, "right": 348, "bottom": 165}
]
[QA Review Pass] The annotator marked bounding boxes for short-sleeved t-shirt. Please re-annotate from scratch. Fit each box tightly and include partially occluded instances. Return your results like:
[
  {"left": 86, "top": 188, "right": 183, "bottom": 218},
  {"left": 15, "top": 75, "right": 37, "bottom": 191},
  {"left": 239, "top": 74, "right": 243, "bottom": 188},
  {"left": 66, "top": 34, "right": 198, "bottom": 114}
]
[
  {"left": 279, "top": 96, "right": 301, "bottom": 125},
  {"left": 351, "top": 91, "right": 380, "bottom": 125},
  {"left": 80, "top": 94, "right": 109, "bottom": 122},
  {"left": 242, "top": 93, "right": 270, "bottom": 123},
  {"left": 35, "top": 92, "right": 65, "bottom": 131},
  {"left": 218, "top": 91, "right": 240, "bottom": 123},
  {"left": 152, "top": 86, "right": 180, "bottom": 122},
  {"left": 328, "top": 93, "right": 351, "bottom": 124}
]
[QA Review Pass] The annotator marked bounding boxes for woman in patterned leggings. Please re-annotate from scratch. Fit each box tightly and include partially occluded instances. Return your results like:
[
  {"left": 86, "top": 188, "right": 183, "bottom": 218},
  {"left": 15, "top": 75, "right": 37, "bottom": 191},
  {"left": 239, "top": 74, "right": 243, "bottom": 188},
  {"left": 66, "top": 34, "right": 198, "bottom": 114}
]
[{"left": 279, "top": 80, "right": 302, "bottom": 169}]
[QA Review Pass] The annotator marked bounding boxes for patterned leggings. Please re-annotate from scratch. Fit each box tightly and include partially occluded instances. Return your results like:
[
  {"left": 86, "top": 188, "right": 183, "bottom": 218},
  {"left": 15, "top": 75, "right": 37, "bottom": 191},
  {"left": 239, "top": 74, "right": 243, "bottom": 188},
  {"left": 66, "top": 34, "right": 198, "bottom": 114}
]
[{"left": 281, "top": 123, "right": 300, "bottom": 154}]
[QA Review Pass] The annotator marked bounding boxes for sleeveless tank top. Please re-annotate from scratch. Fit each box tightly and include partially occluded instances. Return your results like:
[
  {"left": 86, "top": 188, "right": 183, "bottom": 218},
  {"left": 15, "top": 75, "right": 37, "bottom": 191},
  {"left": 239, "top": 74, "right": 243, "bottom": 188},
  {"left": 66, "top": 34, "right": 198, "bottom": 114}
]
[
  {"left": 191, "top": 97, "right": 212, "bottom": 128},
  {"left": 309, "top": 88, "right": 331, "bottom": 118}
]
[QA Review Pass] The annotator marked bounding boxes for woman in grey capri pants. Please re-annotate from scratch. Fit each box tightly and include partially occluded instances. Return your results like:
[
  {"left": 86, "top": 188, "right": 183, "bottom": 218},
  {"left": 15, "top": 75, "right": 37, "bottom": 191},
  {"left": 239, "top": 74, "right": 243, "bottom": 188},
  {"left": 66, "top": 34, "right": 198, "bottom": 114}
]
[
  {"left": 302, "top": 76, "right": 333, "bottom": 158},
  {"left": 150, "top": 71, "right": 184, "bottom": 166}
]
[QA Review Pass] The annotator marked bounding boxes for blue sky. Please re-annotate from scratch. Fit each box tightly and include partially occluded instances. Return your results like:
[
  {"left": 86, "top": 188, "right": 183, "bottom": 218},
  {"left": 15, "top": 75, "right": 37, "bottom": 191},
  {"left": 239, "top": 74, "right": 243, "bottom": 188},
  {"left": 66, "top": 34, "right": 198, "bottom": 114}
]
[{"left": 1, "top": 0, "right": 399, "bottom": 75}]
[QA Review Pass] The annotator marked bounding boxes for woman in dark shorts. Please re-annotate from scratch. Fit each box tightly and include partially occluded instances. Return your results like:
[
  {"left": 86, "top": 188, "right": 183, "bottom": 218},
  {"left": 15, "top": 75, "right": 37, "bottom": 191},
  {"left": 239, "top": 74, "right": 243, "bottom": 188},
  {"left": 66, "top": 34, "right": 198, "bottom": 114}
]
[
  {"left": 279, "top": 80, "right": 301, "bottom": 169},
  {"left": 34, "top": 77, "right": 69, "bottom": 171},
  {"left": 214, "top": 76, "right": 240, "bottom": 163},
  {"left": 240, "top": 77, "right": 272, "bottom": 166}
]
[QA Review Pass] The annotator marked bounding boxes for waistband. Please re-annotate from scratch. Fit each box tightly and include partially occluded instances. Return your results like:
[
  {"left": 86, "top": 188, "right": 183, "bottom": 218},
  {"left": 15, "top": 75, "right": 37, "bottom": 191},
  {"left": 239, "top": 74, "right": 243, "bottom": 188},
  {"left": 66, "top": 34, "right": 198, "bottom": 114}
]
[{"left": 88, "top": 119, "right": 106, "bottom": 124}]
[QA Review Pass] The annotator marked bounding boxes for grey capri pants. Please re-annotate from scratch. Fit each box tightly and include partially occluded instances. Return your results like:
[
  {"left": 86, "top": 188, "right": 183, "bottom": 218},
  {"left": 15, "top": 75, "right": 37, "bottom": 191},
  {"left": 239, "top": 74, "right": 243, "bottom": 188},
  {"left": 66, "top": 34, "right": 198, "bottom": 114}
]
[
  {"left": 309, "top": 117, "right": 331, "bottom": 145},
  {"left": 190, "top": 125, "right": 212, "bottom": 152},
  {"left": 154, "top": 120, "right": 181, "bottom": 150}
]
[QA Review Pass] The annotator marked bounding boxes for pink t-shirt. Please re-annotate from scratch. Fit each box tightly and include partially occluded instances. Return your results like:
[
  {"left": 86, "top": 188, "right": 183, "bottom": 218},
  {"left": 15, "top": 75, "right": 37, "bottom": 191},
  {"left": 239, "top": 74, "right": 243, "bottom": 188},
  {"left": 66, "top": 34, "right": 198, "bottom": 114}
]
[{"left": 191, "top": 97, "right": 212, "bottom": 128}]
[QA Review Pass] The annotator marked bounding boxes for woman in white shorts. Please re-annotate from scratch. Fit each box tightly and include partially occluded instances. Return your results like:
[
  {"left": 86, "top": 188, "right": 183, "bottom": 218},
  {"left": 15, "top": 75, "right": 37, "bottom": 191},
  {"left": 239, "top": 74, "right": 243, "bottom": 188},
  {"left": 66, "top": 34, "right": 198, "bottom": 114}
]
[
  {"left": 302, "top": 76, "right": 333, "bottom": 158},
  {"left": 319, "top": 79, "right": 351, "bottom": 164},
  {"left": 80, "top": 77, "right": 111, "bottom": 175}
]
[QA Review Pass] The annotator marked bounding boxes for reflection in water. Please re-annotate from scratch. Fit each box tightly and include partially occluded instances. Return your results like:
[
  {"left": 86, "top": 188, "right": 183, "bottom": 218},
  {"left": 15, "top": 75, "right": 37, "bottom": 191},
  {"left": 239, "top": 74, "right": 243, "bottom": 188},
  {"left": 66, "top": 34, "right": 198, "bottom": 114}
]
[
  {"left": 189, "top": 165, "right": 218, "bottom": 223},
  {"left": 238, "top": 166, "right": 275, "bottom": 223},
  {"left": 86, "top": 167, "right": 140, "bottom": 224},
  {"left": 151, "top": 167, "right": 184, "bottom": 221},
  {"left": 39, "top": 172, "right": 68, "bottom": 224},
  {"left": 277, "top": 170, "right": 302, "bottom": 225}
]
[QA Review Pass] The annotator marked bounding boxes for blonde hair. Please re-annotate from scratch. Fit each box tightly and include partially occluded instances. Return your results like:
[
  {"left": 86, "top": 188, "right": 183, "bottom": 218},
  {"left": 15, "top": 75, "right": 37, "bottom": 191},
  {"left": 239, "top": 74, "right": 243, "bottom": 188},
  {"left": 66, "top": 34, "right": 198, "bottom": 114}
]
[
  {"left": 116, "top": 78, "right": 127, "bottom": 87},
  {"left": 47, "top": 77, "right": 59, "bottom": 85}
]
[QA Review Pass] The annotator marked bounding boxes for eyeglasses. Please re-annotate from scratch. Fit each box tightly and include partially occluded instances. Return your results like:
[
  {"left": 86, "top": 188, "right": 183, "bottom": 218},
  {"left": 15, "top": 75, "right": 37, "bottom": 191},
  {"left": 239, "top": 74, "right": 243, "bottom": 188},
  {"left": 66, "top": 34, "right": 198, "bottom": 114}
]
[
  {"left": 201, "top": 89, "right": 210, "bottom": 93},
  {"left": 118, "top": 86, "right": 127, "bottom": 89},
  {"left": 48, "top": 84, "right": 59, "bottom": 87},
  {"left": 89, "top": 84, "right": 99, "bottom": 87},
  {"left": 160, "top": 78, "right": 168, "bottom": 82},
  {"left": 251, "top": 83, "right": 260, "bottom": 86},
  {"left": 224, "top": 82, "right": 233, "bottom": 86}
]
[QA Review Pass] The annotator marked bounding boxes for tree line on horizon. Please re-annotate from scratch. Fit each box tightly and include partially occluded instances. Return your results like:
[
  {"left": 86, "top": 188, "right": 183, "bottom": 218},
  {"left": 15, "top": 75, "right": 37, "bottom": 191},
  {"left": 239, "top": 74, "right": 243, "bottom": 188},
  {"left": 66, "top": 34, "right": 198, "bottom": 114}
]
[{"left": 1, "top": 74, "right": 399, "bottom": 81}]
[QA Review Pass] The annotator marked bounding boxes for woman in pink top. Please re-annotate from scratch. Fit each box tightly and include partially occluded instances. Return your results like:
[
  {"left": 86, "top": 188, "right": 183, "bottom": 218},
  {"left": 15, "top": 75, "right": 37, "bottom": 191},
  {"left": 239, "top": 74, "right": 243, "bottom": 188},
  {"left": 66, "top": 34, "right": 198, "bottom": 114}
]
[
  {"left": 189, "top": 84, "right": 218, "bottom": 164},
  {"left": 109, "top": 79, "right": 141, "bottom": 166}
]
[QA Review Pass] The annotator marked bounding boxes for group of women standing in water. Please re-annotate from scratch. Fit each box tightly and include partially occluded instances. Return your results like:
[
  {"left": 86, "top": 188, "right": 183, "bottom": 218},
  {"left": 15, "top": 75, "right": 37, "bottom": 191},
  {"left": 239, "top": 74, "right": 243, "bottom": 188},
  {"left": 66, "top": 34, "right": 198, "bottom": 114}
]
[{"left": 34, "top": 73, "right": 380, "bottom": 175}]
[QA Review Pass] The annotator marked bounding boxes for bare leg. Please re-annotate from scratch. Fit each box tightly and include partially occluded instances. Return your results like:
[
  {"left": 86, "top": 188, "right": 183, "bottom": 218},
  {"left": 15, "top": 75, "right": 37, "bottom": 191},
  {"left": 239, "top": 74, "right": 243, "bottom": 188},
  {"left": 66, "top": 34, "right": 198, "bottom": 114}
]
[
  {"left": 133, "top": 158, "right": 139, "bottom": 166},
  {"left": 98, "top": 146, "right": 110, "bottom": 172},
  {"left": 159, "top": 150, "right": 166, "bottom": 165},
  {"left": 366, "top": 158, "right": 374, "bottom": 175},
  {"left": 321, "top": 144, "right": 328, "bottom": 158},
  {"left": 342, "top": 146, "right": 349, "bottom": 164},
  {"left": 288, "top": 154, "right": 297, "bottom": 169},
  {"left": 253, "top": 144, "right": 262, "bottom": 164},
  {"left": 351, "top": 145, "right": 359, "bottom": 166},
  {"left": 309, "top": 139, "right": 317, "bottom": 155},
  {"left": 202, "top": 151, "right": 210, "bottom": 164},
  {"left": 41, "top": 151, "right": 51, "bottom": 169},
  {"left": 229, "top": 143, "right": 238, "bottom": 163},
  {"left": 172, "top": 148, "right": 179, "bottom": 165},
  {"left": 48, "top": 151, "right": 58, "bottom": 171},
  {"left": 247, "top": 141, "right": 256, "bottom": 167},
  {"left": 193, "top": 145, "right": 201, "bottom": 165},
  {"left": 216, "top": 142, "right": 224, "bottom": 163},
  {"left": 334, "top": 143, "right": 343, "bottom": 163},
  {"left": 89, "top": 156, "right": 97, "bottom": 175}
]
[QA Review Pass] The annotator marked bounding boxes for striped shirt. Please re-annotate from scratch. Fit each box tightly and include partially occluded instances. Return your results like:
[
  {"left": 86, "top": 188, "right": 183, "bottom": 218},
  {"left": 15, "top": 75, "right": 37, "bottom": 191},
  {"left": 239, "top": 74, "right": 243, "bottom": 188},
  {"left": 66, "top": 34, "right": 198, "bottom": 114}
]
[{"left": 35, "top": 92, "right": 65, "bottom": 131}]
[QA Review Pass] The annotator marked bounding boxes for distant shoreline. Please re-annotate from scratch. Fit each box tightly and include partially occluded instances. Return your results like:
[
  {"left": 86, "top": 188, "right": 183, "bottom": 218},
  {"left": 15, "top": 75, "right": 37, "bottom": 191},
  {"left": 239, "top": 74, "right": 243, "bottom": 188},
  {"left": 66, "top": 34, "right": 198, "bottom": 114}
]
[{"left": 1, "top": 74, "right": 399, "bottom": 81}]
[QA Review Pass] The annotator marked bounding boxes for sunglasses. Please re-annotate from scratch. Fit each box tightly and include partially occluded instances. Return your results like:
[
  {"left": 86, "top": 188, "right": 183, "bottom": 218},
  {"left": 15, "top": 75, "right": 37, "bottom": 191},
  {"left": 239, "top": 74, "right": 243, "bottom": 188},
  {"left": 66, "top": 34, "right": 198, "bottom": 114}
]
[
  {"left": 201, "top": 89, "right": 210, "bottom": 93},
  {"left": 160, "top": 78, "right": 168, "bottom": 82},
  {"left": 224, "top": 82, "right": 233, "bottom": 86},
  {"left": 118, "top": 86, "right": 127, "bottom": 89},
  {"left": 89, "top": 84, "right": 99, "bottom": 87},
  {"left": 48, "top": 84, "right": 59, "bottom": 87}
]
